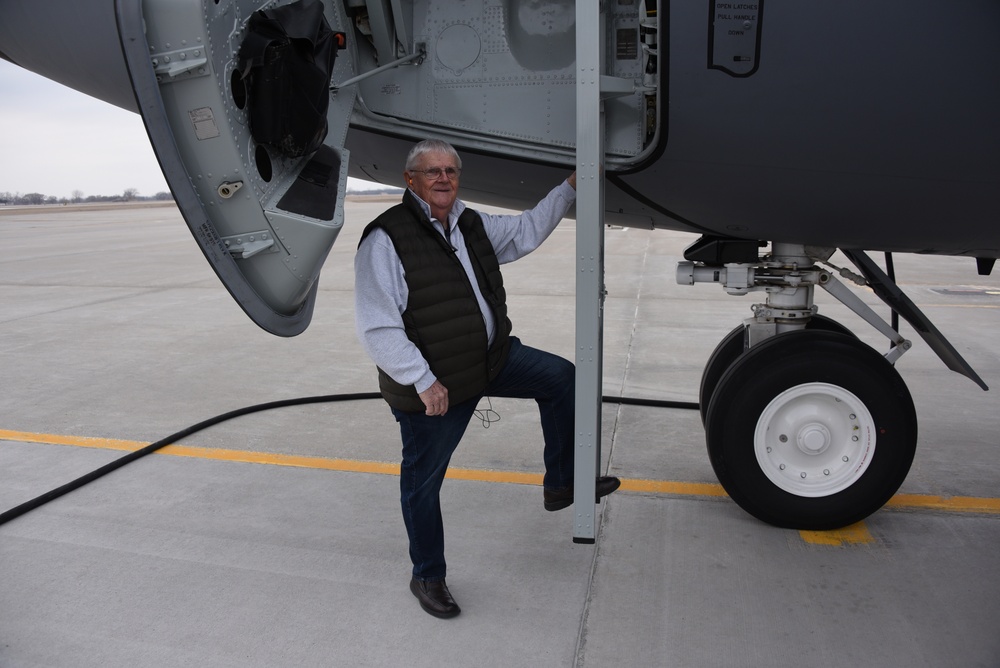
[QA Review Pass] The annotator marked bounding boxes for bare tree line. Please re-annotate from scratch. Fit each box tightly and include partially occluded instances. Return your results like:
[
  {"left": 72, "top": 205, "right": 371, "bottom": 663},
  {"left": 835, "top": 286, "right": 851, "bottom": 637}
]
[
  {"left": 1, "top": 183, "right": 406, "bottom": 206},
  {"left": 0, "top": 187, "right": 175, "bottom": 206}
]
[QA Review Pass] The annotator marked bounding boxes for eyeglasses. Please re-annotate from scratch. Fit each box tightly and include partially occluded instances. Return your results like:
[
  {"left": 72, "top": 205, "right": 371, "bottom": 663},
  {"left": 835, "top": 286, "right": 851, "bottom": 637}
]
[{"left": 413, "top": 167, "right": 461, "bottom": 180}]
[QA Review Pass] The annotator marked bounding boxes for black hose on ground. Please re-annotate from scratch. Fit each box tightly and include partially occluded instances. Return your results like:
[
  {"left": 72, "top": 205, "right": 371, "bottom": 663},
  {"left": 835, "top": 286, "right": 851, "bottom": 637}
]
[{"left": 0, "top": 392, "right": 695, "bottom": 527}]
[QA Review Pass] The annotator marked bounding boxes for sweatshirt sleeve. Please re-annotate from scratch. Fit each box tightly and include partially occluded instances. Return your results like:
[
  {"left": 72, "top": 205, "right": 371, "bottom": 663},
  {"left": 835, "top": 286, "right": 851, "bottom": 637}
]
[
  {"left": 353, "top": 228, "right": 437, "bottom": 394},
  {"left": 481, "top": 179, "right": 576, "bottom": 264}
]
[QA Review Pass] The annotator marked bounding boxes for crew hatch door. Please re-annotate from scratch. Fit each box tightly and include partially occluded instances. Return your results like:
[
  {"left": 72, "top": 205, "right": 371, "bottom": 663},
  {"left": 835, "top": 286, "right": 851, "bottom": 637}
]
[{"left": 122, "top": 0, "right": 358, "bottom": 336}]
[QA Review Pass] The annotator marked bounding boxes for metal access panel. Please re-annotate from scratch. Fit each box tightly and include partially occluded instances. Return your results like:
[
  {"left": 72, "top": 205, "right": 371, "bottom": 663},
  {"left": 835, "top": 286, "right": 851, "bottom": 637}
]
[{"left": 351, "top": 0, "right": 655, "bottom": 161}]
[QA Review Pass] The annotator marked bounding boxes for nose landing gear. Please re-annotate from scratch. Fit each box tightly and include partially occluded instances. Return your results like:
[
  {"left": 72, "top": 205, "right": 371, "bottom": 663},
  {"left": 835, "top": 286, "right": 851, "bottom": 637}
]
[
  {"left": 681, "top": 241, "right": 925, "bottom": 529},
  {"left": 704, "top": 329, "right": 917, "bottom": 529}
]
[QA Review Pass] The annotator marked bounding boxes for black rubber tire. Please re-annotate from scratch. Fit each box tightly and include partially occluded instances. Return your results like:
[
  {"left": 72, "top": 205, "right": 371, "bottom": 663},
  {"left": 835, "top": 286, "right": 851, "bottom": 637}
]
[
  {"left": 698, "top": 315, "right": 855, "bottom": 425},
  {"left": 705, "top": 329, "right": 917, "bottom": 530}
]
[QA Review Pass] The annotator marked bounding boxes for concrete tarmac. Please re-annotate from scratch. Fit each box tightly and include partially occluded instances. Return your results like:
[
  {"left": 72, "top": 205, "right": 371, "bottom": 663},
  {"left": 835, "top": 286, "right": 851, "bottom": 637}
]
[{"left": 1, "top": 200, "right": 998, "bottom": 667}]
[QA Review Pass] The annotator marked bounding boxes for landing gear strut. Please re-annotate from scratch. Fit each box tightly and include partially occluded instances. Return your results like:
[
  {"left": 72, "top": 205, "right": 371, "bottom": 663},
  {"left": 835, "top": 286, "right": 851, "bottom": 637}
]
[{"left": 680, "top": 242, "right": 920, "bottom": 529}]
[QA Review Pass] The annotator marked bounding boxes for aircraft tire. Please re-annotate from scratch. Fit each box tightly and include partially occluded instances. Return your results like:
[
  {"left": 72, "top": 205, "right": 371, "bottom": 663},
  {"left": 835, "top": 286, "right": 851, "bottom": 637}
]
[
  {"left": 705, "top": 329, "right": 917, "bottom": 530},
  {"left": 698, "top": 315, "right": 854, "bottom": 425}
]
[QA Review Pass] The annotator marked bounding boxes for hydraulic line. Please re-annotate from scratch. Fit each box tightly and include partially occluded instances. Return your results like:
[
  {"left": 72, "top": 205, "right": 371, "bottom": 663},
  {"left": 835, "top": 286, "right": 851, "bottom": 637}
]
[{"left": 0, "top": 392, "right": 697, "bottom": 527}]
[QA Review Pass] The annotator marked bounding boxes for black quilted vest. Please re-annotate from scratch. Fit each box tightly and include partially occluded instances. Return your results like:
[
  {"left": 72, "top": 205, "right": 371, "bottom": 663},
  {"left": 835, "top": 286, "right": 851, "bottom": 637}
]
[{"left": 359, "top": 191, "right": 512, "bottom": 412}]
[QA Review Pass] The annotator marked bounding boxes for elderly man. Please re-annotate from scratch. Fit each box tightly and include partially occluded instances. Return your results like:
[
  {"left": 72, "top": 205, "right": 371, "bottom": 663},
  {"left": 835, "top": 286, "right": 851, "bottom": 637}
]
[{"left": 354, "top": 139, "right": 620, "bottom": 619}]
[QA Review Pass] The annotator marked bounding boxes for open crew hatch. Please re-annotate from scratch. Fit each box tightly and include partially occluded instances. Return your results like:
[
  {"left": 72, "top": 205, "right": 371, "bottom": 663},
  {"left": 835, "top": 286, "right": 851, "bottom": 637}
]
[
  {"left": 341, "top": 0, "right": 661, "bottom": 167},
  {"left": 129, "top": 0, "right": 360, "bottom": 336},
  {"left": 0, "top": 0, "right": 660, "bottom": 336},
  {"left": 140, "top": 0, "right": 660, "bottom": 335}
]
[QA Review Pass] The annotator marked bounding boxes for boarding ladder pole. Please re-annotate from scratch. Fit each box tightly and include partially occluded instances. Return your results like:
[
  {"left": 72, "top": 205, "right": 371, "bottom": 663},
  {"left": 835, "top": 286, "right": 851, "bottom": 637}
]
[{"left": 572, "top": 2, "right": 607, "bottom": 543}]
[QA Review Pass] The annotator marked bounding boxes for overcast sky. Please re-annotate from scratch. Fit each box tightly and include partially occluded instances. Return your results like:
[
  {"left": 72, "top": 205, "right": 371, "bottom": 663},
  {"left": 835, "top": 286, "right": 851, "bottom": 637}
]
[{"left": 0, "top": 59, "right": 376, "bottom": 200}]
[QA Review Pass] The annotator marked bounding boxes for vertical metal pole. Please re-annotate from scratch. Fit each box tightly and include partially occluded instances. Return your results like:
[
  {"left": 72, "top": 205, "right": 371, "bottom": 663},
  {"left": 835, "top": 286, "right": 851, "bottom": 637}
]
[{"left": 573, "top": 2, "right": 606, "bottom": 544}]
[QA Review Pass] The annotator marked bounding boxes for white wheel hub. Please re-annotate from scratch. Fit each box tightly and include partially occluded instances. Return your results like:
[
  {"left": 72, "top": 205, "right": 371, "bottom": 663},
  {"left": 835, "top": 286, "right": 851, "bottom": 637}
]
[{"left": 754, "top": 382, "right": 876, "bottom": 497}]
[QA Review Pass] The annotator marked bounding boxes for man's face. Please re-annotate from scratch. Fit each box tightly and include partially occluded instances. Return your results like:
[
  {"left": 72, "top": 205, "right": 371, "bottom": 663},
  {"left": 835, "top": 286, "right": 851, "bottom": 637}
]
[{"left": 405, "top": 150, "right": 460, "bottom": 219}]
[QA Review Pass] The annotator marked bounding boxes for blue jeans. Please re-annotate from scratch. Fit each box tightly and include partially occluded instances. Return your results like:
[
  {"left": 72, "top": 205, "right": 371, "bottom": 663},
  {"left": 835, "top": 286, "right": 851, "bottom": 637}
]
[{"left": 391, "top": 337, "right": 575, "bottom": 581}]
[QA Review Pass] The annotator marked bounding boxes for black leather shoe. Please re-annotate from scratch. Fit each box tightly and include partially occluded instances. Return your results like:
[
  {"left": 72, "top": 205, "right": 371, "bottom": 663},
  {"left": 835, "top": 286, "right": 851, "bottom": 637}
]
[
  {"left": 409, "top": 577, "right": 461, "bottom": 619},
  {"left": 543, "top": 476, "right": 621, "bottom": 512}
]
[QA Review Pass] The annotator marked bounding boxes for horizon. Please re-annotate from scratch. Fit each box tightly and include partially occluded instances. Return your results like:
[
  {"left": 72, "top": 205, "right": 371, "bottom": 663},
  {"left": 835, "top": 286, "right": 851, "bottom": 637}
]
[{"left": 0, "top": 183, "right": 402, "bottom": 205}]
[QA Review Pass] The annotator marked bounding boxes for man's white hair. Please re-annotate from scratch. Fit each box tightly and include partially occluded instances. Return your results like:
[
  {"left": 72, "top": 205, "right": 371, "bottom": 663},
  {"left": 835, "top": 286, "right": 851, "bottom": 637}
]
[{"left": 405, "top": 139, "right": 462, "bottom": 171}]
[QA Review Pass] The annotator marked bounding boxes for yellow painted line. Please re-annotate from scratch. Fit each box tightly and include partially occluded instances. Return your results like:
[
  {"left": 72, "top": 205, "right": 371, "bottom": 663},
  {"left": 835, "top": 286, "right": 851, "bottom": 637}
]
[
  {"left": 886, "top": 493, "right": 1000, "bottom": 514},
  {"left": 0, "top": 429, "right": 402, "bottom": 476},
  {"left": 0, "top": 429, "right": 540, "bottom": 485},
  {"left": 1, "top": 430, "right": 141, "bottom": 452},
  {"left": 621, "top": 477, "right": 728, "bottom": 497},
  {"left": 447, "top": 468, "right": 542, "bottom": 485},
  {"left": 164, "top": 444, "right": 402, "bottom": 476},
  {"left": 800, "top": 522, "right": 874, "bottom": 546},
  {"left": 2, "top": 429, "right": 1000, "bottom": 515}
]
